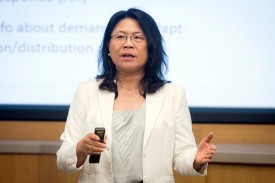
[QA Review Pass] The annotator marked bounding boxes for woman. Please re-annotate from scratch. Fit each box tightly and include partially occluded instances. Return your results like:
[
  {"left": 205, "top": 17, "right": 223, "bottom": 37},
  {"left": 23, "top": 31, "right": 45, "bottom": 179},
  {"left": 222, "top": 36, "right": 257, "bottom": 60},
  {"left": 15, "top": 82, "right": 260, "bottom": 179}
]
[{"left": 57, "top": 8, "right": 216, "bottom": 183}]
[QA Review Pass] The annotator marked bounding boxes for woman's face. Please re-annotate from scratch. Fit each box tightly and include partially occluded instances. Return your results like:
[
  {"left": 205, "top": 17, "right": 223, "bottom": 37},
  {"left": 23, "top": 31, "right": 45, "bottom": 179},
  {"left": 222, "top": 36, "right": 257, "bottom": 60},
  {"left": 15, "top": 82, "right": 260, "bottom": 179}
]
[{"left": 108, "top": 18, "right": 148, "bottom": 75}]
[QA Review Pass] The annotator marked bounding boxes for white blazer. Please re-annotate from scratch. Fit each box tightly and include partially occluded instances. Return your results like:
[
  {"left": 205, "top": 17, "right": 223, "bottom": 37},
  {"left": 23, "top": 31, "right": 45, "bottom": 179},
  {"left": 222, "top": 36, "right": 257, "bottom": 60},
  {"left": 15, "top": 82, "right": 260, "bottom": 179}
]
[{"left": 57, "top": 80, "right": 206, "bottom": 183}]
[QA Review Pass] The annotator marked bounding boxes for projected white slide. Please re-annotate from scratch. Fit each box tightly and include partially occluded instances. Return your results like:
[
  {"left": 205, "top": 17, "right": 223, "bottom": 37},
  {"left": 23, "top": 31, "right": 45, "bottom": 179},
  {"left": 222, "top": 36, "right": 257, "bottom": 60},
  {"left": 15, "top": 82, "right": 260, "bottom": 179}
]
[{"left": 0, "top": 0, "right": 274, "bottom": 108}]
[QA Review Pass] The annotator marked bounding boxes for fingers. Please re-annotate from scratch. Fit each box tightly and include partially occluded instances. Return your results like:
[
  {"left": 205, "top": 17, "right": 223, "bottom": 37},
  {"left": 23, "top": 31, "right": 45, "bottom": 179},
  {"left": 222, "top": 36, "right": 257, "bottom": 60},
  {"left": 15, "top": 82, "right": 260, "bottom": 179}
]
[
  {"left": 85, "top": 143, "right": 105, "bottom": 155},
  {"left": 203, "top": 132, "right": 214, "bottom": 143},
  {"left": 203, "top": 145, "right": 216, "bottom": 161},
  {"left": 197, "top": 151, "right": 215, "bottom": 165},
  {"left": 205, "top": 144, "right": 216, "bottom": 156},
  {"left": 195, "top": 136, "right": 217, "bottom": 165},
  {"left": 88, "top": 133, "right": 100, "bottom": 141},
  {"left": 211, "top": 144, "right": 216, "bottom": 150},
  {"left": 80, "top": 133, "right": 106, "bottom": 155},
  {"left": 205, "top": 149, "right": 215, "bottom": 159},
  {"left": 85, "top": 140, "right": 106, "bottom": 150}
]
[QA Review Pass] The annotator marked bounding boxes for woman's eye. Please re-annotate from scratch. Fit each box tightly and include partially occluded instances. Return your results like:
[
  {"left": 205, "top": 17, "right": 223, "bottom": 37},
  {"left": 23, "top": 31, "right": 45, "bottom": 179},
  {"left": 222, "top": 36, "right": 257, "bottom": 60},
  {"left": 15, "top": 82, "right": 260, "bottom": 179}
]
[
  {"left": 116, "top": 35, "right": 125, "bottom": 39},
  {"left": 134, "top": 36, "right": 143, "bottom": 40}
]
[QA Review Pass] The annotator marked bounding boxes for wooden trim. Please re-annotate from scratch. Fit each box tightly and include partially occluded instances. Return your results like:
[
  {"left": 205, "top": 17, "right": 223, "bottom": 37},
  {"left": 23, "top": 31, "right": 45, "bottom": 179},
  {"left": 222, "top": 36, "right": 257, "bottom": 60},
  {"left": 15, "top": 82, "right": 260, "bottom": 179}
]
[{"left": 0, "top": 121, "right": 275, "bottom": 143}]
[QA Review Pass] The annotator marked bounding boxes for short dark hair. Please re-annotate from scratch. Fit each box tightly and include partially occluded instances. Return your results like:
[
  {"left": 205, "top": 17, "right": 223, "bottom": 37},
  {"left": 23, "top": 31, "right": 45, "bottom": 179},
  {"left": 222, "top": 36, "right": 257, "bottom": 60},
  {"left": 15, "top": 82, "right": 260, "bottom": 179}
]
[{"left": 96, "top": 8, "right": 170, "bottom": 98}]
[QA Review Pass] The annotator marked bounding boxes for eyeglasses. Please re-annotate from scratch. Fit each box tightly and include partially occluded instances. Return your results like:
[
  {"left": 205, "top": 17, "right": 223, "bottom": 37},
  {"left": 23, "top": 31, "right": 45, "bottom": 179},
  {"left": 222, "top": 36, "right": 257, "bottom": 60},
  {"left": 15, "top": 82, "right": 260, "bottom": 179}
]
[{"left": 111, "top": 34, "right": 146, "bottom": 44}]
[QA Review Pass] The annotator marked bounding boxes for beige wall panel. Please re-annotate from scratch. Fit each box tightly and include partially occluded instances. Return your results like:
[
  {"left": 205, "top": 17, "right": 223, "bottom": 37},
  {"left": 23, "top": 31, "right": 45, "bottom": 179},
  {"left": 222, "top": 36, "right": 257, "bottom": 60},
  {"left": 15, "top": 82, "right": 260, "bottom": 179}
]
[
  {"left": 174, "top": 171, "right": 206, "bottom": 183},
  {"left": 0, "top": 121, "right": 64, "bottom": 140},
  {"left": 207, "top": 164, "right": 275, "bottom": 183},
  {"left": 0, "top": 154, "right": 39, "bottom": 183},
  {"left": 39, "top": 155, "right": 79, "bottom": 183},
  {"left": 192, "top": 124, "right": 275, "bottom": 144},
  {"left": 1, "top": 121, "right": 275, "bottom": 143}
]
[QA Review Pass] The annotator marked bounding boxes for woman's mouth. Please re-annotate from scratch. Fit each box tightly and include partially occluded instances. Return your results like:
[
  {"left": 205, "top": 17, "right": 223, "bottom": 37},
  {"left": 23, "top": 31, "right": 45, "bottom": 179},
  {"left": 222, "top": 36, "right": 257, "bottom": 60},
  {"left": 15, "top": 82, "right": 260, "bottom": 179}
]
[
  {"left": 121, "top": 53, "right": 136, "bottom": 60},
  {"left": 122, "top": 53, "right": 135, "bottom": 58}
]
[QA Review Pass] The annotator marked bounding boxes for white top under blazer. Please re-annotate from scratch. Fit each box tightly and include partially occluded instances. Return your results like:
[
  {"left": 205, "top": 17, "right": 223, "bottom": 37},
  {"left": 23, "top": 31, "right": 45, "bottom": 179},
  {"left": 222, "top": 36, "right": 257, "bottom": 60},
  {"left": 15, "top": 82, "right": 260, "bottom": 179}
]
[{"left": 112, "top": 102, "right": 145, "bottom": 182}]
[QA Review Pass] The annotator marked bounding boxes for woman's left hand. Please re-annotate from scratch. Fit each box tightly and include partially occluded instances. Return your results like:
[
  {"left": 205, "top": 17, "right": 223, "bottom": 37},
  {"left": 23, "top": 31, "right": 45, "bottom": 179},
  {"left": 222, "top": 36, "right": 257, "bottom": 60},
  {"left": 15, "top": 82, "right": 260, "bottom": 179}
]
[{"left": 193, "top": 132, "right": 216, "bottom": 169}]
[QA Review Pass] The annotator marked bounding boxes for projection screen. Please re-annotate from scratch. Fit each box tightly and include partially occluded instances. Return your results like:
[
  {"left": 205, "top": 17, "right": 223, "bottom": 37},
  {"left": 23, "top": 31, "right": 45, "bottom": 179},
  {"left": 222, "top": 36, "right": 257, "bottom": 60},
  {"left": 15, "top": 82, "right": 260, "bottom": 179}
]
[{"left": 0, "top": 0, "right": 274, "bottom": 123}]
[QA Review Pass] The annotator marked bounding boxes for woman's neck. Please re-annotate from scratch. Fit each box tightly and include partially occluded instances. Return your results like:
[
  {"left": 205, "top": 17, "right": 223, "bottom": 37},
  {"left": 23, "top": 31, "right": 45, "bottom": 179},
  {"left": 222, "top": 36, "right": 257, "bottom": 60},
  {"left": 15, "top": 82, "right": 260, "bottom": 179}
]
[{"left": 116, "top": 73, "right": 143, "bottom": 88}]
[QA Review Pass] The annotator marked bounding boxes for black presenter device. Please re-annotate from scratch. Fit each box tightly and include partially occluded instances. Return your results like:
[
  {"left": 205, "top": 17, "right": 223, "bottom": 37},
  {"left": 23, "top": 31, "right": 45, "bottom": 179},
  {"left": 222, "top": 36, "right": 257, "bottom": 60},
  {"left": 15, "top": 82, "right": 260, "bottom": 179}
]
[{"left": 89, "top": 127, "right": 105, "bottom": 163}]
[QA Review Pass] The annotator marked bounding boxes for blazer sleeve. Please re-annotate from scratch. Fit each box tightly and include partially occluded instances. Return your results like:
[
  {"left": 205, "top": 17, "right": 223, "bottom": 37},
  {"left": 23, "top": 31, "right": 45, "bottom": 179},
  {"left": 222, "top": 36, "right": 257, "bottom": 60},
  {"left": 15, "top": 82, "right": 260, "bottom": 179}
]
[
  {"left": 172, "top": 86, "right": 207, "bottom": 176},
  {"left": 56, "top": 82, "right": 92, "bottom": 173}
]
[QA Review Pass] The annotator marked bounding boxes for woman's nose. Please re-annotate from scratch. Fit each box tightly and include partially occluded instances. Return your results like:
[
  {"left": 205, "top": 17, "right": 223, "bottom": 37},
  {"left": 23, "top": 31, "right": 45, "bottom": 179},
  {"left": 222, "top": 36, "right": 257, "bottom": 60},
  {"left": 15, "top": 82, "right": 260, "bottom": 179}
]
[{"left": 123, "top": 37, "right": 134, "bottom": 48}]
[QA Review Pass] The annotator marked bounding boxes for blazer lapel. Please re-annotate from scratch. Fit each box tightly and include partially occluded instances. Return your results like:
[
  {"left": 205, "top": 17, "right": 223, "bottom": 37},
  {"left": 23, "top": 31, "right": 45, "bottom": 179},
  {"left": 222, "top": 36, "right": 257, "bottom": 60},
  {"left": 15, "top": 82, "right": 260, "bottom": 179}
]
[
  {"left": 97, "top": 90, "right": 115, "bottom": 144},
  {"left": 144, "top": 90, "right": 164, "bottom": 148}
]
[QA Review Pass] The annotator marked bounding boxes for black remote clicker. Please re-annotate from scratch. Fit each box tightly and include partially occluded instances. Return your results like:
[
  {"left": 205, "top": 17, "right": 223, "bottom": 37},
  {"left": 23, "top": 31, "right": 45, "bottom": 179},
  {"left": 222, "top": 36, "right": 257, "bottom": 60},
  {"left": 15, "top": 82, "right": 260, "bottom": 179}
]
[{"left": 89, "top": 127, "right": 105, "bottom": 163}]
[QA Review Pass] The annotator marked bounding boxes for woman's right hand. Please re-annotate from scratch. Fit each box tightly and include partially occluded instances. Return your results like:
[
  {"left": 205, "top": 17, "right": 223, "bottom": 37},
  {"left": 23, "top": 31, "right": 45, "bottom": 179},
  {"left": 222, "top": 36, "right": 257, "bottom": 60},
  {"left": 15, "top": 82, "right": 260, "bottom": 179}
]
[{"left": 76, "top": 133, "right": 106, "bottom": 167}]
